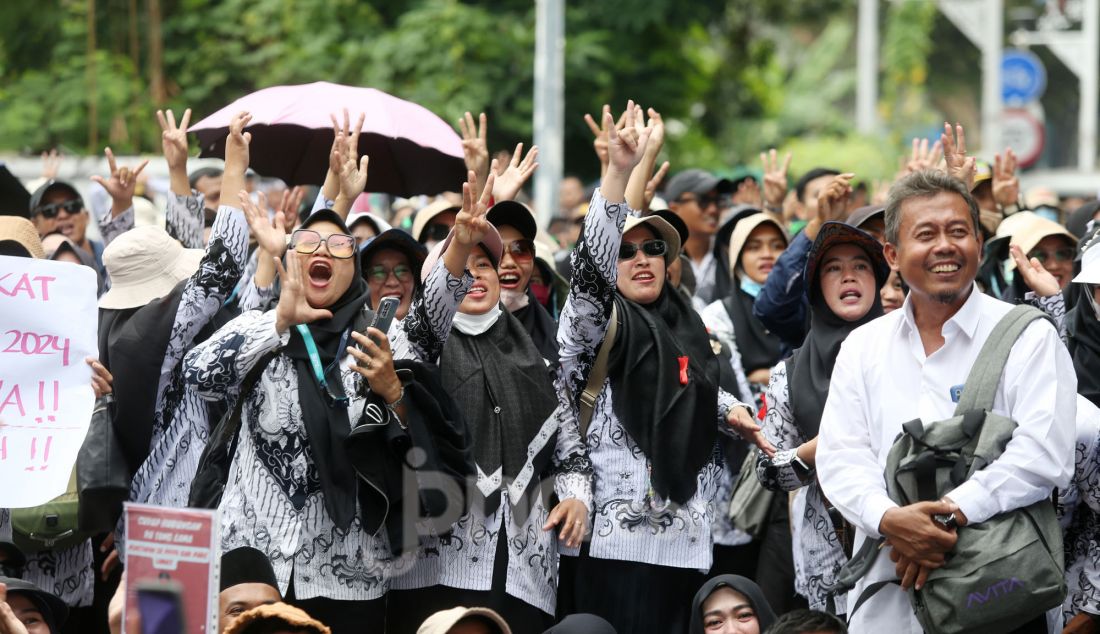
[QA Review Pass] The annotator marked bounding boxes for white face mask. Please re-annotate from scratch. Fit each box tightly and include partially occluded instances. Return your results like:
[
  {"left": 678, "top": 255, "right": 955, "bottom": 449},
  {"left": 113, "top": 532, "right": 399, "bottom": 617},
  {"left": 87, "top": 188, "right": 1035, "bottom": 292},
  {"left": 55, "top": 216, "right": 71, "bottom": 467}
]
[
  {"left": 500, "top": 288, "right": 529, "bottom": 312},
  {"left": 453, "top": 303, "right": 502, "bottom": 335}
]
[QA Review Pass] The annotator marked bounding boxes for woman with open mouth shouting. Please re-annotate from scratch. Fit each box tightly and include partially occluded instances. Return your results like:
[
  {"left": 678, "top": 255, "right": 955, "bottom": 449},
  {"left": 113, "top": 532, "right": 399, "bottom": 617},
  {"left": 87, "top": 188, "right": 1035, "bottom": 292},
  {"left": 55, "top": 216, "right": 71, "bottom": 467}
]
[
  {"left": 183, "top": 174, "right": 486, "bottom": 632},
  {"left": 386, "top": 171, "right": 591, "bottom": 634},
  {"left": 555, "top": 101, "right": 759, "bottom": 634},
  {"left": 753, "top": 221, "right": 889, "bottom": 614}
]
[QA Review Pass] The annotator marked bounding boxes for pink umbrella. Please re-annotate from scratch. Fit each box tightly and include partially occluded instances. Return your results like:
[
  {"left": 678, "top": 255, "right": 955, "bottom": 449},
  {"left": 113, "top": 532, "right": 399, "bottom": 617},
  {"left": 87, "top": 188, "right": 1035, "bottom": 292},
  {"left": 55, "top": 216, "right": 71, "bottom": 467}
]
[{"left": 190, "top": 81, "right": 465, "bottom": 196}]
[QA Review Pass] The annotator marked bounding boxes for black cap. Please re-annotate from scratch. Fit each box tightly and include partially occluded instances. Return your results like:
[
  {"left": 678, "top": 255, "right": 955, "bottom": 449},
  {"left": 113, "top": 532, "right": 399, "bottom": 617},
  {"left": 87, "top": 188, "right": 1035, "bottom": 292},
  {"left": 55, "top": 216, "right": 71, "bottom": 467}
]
[
  {"left": 28, "top": 180, "right": 81, "bottom": 216},
  {"left": 359, "top": 228, "right": 428, "bottom": 277},
  {"left": 487, "top": 200, "right": 538, "bottom": 242},
  {"left": 664, "top": 169, "right": 734, "bottom": 202},
  {"left": 794, "top": 168, "right": 840, "bottom": 202},
  {"left": 220, "top": 547, "right": 279, "bottom": 593},
  {"left": 845, "top": 204, "right": 885, "bottom": 230},
  {"left": 0, "top": 576, "right": 67, "bottom": 633}
]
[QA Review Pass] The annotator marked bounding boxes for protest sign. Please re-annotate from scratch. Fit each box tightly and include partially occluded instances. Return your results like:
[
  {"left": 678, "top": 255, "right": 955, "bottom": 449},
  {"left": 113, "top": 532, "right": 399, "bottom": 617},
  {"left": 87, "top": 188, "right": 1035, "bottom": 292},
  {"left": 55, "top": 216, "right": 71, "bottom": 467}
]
[
  {"left": 0, "top": 255, "right": 97, "bottom": 508},
  {"left": 124, "top": 503, "right": 220, "bottom": 634}
]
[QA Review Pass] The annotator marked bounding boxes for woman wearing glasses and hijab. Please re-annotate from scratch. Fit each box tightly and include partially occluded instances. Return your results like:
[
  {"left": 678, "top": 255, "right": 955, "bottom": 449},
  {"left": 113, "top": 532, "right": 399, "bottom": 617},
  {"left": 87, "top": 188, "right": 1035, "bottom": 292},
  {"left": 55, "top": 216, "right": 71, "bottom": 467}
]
[
  {"left": 386, "top": 174, "right": 591, "bottom": 634},
  {"left": 555, "top": 102, "right": 757, "bottom": 634},
  {"left": 754, "top": 222, "right": 888, "bottom": 613},
  {"left": 183, "top": 188, "right": 489, "bottom": 632}
]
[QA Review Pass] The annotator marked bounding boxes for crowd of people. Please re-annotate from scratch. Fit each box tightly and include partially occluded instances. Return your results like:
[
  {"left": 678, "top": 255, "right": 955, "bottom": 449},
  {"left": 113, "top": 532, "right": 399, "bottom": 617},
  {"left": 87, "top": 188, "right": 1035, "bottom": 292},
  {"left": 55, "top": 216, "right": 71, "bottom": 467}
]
[{"left": 0, "top": 98, "right": 1097, "bottom": 634}]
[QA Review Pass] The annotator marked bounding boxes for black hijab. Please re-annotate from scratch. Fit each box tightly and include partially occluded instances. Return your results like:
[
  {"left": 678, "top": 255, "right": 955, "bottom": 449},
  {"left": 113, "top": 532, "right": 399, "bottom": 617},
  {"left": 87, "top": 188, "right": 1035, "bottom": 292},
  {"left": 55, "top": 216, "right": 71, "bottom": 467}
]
[
  {"left": 609, "top": 282, "right": 720, "bottom": 506},
  {"left": 441, "top": 305, "right": 559, "bottom": 522},
  {"left": 512, "top": 290, "right": 560, "bottom": 363},
  {"left": 1069, "top": 234, "right": 1100, "bottom": 408},
  {"left": 281, "top": 210, "right": 371, "bottom": 530},
  {"left": 786, "top": 223, "right": 888, "bottom": 438},
  {"left": 689, "top": 575, "right": 776, "bottom": 634}
]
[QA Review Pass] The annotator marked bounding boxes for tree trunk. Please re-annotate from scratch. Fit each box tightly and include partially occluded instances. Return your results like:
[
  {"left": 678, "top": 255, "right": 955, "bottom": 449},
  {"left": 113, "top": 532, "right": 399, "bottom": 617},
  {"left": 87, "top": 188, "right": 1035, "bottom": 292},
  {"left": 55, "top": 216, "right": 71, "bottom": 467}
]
[
  {"left": 148, "top": 0, "right": 165, "bottom": 105},
  {"left": 87, "top": 0, "right": 98, "bottom": 152}
]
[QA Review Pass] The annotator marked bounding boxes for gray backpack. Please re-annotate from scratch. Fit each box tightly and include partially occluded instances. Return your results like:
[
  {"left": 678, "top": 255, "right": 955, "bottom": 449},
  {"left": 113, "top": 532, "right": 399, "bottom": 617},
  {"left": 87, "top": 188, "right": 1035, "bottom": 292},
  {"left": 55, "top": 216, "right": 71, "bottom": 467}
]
[{"left": 827, "top": 305, "right": 1066, "bottom": 633}]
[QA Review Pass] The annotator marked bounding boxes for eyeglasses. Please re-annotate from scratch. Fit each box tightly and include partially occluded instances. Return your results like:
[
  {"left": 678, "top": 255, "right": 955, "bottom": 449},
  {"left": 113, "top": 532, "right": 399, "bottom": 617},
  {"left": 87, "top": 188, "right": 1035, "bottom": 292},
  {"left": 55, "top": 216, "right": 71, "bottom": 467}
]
[
  {"left": 288, "top": 229, "right": 356, "bottom": 259},
  {"left": 33, "top": 199, "right": 84, "bottom": 219},
  {"left": 424, "top": 224, "right": 451, "bottom": 243},
  {"left": 1028, "top": 247, "right": 1076, "bottom": 264},
  {"left": 504, "top": 239, "right": 535, "bottom": 261},
  {"left": 367, "top": 264, "right": 413, "bottom": 283},
  {"left": 618, "top": 239, "right": 668, "bottom": 260}
]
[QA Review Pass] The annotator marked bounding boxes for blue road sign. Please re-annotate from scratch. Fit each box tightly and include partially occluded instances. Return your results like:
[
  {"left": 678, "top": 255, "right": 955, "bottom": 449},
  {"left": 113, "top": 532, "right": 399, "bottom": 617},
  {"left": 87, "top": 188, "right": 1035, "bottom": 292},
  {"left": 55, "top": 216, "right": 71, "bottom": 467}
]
[{"left": 1002, "top": 49, "right": 1047, "bottom": 104}]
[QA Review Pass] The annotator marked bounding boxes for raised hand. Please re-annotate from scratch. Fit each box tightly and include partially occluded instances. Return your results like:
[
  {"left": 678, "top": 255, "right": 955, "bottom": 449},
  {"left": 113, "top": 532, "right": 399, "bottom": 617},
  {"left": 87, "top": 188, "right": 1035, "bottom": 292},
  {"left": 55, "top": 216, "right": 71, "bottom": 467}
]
[
  {"left": 645, "top": 108, "right": 666, "bottom": 157},
  {"left": 606, "top": 100, "right": 653, "bottom": 175},
  {"left": 224, "top": 111, "right": 252, "bottom": 169},
  {"left": 993, "top": 148, "right": 1020, "bottom": 208},
  {"left": 90, "top": 147, "right": 149, "bottom": 216},
  {"left": 644, "top": 161, "right": 671, "bottom": 209},
  {"left": 584, "top": 104, "right": 622, "bottom": 176},
  {"left": 492, "top": 142, "right": 539, "bottom": 201},
  {"left": 906, "top": 137, "right": 943, "bottom": 174},
  {"left": 240, "top": 191, "right": 287, "bottom": 256},
  {"left": 458, "top": 111, "right": 490, "bottom": 195},
  {"left": 274, "top": 251, "right": 334, "bottom": 334},
  {"left": 41, "top": 149, "right": 62, "bottom": 180},
  {"left": 280, "top": 185, "right": 306, "bottom": 231},
  {"left": 818, "top": 173, "right": 855, "bottom": 222},
  {"left": 0, "top": 583, "right": 30, "bottom": 634},
  {"left": 761, "top": 149, "right": 792, "bottom": 208},
  {"left": 1009, "top": 243, "right": 1061, "bottom": 297},
  {"left": 941, "top": 122, "right": 975, "bottom": 190},
  {"left": 156, "top": 108, "right": 192, "bottom": 170},
  {"left": 453, "top": 169, "right": 495, "bottom": 248},
  {"left": 338, "top": 151, "right": 370, "bottom": 201}
]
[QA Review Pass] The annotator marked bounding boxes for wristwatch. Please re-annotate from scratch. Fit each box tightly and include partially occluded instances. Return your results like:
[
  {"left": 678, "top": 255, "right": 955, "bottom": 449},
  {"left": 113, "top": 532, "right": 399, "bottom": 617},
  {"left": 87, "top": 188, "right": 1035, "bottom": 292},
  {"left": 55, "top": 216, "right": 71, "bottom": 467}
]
[{"left": 791, "top": 454, "right": 815, "bottom": 482}]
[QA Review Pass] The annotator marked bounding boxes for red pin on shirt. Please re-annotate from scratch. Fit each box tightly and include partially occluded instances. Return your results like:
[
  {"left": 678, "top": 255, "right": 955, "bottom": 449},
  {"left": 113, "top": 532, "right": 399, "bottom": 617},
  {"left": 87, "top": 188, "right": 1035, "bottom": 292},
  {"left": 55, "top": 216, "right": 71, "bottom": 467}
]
[{"left": 678, "top": 356, "right": 689, "bottom": 386}]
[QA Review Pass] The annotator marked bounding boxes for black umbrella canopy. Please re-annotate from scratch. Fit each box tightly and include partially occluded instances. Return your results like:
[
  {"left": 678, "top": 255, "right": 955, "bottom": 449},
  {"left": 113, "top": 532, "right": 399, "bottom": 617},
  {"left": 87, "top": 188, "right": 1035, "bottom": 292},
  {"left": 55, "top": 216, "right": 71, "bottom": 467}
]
[{"left": 0, "top": 164, "right": 31, "bottom": 217}]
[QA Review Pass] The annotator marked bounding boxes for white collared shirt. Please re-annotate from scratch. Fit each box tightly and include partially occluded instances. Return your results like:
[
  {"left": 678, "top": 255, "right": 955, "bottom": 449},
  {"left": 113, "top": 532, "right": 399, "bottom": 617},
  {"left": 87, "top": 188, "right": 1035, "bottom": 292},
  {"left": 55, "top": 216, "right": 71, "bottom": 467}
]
[{"left": 816, "top": 285, "right": 1077, "bottom": 633}]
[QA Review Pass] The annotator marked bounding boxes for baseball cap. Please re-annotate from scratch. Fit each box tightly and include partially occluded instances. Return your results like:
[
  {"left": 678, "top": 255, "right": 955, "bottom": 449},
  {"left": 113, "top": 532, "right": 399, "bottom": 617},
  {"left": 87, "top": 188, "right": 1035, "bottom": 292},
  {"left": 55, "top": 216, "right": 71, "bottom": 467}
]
[
  {"left": 417, "top": 606, "right": 511, "bottom": 634},
  {"left": 28, "top": 180, "right": 82, "bottom": 217},
  {"left": 487, "top": 200, "right": 538, "bottom": 242},
  {"left": 971, "top": 160, "right": 993, "bottom": 189},
  {"left": 664, "top": 169, "right": 733, "bottom": 203}
]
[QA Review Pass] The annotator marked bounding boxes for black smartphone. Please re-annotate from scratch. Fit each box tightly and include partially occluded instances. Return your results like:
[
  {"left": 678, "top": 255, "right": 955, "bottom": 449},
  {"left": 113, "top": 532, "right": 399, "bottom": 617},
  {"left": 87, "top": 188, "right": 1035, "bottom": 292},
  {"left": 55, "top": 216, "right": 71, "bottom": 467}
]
[
  {"left": 135, "top": 581, "right": 184, "bottom": 634},
  {"left": 370, "top": 296, "right": 400, "bottom": 340}
]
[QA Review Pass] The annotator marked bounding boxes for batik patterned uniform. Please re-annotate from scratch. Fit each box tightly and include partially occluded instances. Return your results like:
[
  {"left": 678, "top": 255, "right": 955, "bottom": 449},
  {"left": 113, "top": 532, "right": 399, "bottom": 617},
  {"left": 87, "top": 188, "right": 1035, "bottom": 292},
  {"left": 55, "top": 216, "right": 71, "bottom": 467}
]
[
  {"left": 754, "top": 362, "right": 846, "bottom": 612},
  {"left": 1057, "top": 396, "right": 1100, "bottom": 624},
  {"left": 556, "top": 189, "right": 745, "bottom": 572},
  {"left": 182, "top": 259, "right": 471, "bottom": 601}
]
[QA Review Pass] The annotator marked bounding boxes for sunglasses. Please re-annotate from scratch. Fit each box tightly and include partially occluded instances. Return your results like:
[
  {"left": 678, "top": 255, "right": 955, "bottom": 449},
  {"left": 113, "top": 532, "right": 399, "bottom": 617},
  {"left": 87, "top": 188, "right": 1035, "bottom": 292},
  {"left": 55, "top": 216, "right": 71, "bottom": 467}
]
[
  {"left": 33, "top": 199, "right": 84, "bottom": 219},
  {"left": 676, "top": 193, "right": 730, "bottom": 209},
  {"left": 504, "top": 239, "right": 535, "bottom": 261},
  {"left": 618, "top": 239, "right": 668, "bottom": 260},
  {"left": 1028, "top": 247, "right": 1076, "bottom": 264},
  {"left": 289, "top": 229, "right": 356, "bottom": 259},
  {"left": 367, "top": 263, "right": 413, "bottom": 283},
  {"left": 424, "top": 223, "right": 451, "bottom": 243}
]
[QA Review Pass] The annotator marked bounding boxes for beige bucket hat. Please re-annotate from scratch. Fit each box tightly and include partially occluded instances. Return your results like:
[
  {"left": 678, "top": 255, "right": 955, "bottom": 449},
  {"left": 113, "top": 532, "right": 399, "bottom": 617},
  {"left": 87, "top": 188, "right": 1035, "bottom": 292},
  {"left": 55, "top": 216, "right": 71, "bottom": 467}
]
[
  {"left": 417, "top": 606, "right": 511, "bottom": 634},
  {"left": 98, "top": 225, "right": 203, "bottom": 309}
]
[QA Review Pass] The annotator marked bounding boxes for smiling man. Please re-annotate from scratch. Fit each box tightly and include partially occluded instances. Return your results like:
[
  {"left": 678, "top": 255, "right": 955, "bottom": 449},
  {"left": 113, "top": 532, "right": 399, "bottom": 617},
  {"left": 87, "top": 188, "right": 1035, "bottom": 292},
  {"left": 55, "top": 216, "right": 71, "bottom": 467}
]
[{"left": 815, "top": 169, "right": 1076, "bottom": 633}]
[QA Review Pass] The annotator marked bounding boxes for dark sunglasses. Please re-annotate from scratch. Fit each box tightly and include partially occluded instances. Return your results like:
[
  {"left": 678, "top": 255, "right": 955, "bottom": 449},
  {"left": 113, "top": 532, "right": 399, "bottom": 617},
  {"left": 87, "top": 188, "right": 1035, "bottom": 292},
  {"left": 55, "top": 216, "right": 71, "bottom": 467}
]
[
  {"left": 676, "top": 193, "right": 730, "bottom": 209},
  {"left": 618, "top": 239, "right": 668, "bottom": 260},
  {"left": 424, "top": 223, "right": 451, "bottom": 243},
  {"left": 34, "top": 199, "right": 84, "bottom": 219},
  {"left": 367, "top": 264, "right": 413, "bottom": 282},
  {"left": 504, "top": 239, "right": 535, "bottom": 261},
  {"left": 1028, "top": 247, "right": 1076, "bottom": 264},
  {"left": 289, "top": 229, "right": 356, "bottom": 259}
]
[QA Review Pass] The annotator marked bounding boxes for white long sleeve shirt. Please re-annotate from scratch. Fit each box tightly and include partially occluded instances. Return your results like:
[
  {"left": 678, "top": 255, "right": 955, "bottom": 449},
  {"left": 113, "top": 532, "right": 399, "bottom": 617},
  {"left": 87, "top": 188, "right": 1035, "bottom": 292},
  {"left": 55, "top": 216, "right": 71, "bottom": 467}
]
[{"left": 816, "top": 285, "right": 1077, "bottom": 633}]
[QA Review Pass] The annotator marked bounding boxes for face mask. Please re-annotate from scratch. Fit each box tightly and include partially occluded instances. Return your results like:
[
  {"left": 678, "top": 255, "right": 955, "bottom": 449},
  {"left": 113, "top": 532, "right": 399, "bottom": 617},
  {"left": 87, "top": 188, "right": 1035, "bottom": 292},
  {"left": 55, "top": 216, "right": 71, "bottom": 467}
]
[
  {"left": 530, "top": 281, "right": 551, "bottom": 307},
  {"left": 500, "top": 288, "right": 529, "bottom": 312},
  {"left": 740, "top": 276, "right": 763, "bottom": 299}
]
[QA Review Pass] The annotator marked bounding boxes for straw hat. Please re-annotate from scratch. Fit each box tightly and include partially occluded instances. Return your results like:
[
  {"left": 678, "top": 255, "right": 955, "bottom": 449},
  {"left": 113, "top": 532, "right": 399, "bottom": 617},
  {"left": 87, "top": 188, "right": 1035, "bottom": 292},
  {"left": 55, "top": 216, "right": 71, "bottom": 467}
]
[
  {"left": 1006, "top": 215, "right": 1077, "bottom": 271},
  {"left": 223, "top": 603, "right": 330, "bottom": 634},
  {"left": 411, "top": 199, "right": 461, "bottom": 243},
  {"left": 0, "top": 216, "right": 45, "bottom": 258},
  {"left": 98, "top": 226, "right": 203, "bottom": 309}
]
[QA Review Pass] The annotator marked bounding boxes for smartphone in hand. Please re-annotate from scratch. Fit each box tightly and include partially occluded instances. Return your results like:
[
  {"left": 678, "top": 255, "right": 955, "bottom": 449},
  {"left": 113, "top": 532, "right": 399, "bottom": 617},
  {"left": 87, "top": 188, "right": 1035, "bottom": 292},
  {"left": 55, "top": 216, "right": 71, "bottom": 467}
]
[{"left": 370, "top": 297, "right": 400, "bottom": 340}]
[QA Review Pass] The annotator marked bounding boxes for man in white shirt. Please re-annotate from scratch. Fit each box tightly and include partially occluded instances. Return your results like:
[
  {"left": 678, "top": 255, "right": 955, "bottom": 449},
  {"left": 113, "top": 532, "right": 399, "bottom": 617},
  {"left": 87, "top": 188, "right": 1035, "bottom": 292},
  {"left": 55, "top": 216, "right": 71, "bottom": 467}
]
[{"left": 816, "top": 169, "right": 1077, "bottom": 633}]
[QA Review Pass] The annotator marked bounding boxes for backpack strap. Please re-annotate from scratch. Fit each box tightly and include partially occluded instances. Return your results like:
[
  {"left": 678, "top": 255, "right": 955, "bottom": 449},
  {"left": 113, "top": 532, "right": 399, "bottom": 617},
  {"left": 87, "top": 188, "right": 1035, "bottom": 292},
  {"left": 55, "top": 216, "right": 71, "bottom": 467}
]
[
  {"left": 953, "top": 305, "right": 1051, "bottom": 415},
  {"left": 579, "top": 303, "right": 618, "bottom": 440}
]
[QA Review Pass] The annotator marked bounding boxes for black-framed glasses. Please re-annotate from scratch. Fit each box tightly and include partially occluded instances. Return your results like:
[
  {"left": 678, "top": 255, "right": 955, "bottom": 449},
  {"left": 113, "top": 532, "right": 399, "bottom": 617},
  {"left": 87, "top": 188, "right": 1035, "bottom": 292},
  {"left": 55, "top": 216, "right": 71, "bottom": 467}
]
[
  {"left": 618, "top": 239, "right": 668, "bottom": 260},
  {"left": 33, "top": 199, "right": 84, "bottom": 219},
  {"left": 504, "top": 239, "right": 535, "bottom": 261},
  {"left": 289, "top": 229, "right": 356, "bottom": 259},
  {"left": 367, "top": 263, "right": 413, "bottom": 283},
  {"left": 1028, "top": 247, "right": 1076, "bottom": 264},
  {"left": 424, "top": 223, "right": 451, "bottom": 243}
]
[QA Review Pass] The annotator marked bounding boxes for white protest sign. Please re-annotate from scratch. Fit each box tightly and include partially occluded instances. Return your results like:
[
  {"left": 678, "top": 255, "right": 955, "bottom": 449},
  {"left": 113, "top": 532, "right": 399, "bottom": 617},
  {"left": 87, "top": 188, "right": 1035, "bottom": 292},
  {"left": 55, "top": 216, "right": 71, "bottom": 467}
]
[{"left": 0, "top": 255, "right": 97, "bottom": 507}]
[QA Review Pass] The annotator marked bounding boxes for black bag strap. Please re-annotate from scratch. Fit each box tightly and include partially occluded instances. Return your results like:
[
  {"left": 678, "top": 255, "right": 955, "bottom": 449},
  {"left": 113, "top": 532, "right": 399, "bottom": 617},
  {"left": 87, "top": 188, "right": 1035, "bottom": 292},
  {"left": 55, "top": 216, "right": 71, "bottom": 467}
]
[{"left": 954, "top": 305, "right": 1051, "bottom": 415}]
